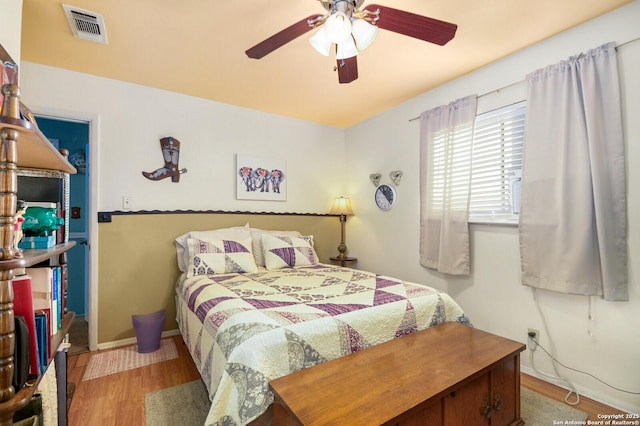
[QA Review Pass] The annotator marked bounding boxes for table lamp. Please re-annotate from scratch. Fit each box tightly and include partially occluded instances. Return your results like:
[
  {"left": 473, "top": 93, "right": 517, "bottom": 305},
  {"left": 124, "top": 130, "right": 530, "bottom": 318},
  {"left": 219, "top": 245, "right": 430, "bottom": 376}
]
[{"left": 329, "top": 196, "right": 354, "bottom": 258}]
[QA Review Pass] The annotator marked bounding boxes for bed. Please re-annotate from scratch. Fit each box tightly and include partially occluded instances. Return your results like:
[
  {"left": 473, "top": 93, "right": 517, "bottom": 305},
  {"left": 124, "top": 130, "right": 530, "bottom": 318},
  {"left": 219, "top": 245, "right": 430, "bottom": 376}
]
[{"left": 174, "top": 224, "right": 470, "bottom": 426}]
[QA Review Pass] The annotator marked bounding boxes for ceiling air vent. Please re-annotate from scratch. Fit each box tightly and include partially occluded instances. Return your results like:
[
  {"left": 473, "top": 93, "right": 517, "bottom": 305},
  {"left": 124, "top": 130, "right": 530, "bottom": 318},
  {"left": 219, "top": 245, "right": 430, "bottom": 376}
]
[{"left": 62, "top": 4, "right": 108, "bottom": 44}]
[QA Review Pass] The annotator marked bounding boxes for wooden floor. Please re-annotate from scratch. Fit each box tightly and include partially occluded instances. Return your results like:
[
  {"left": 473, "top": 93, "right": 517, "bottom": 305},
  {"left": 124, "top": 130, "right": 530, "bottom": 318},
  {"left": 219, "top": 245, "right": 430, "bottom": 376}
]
[
  {"left": 67, "top": 335, "right": 201, "bottom": 425},
  {"left": 521, "top": 374, "right": 628, "bottom": 421},
  {"left": 67, "top": 335, "right": 626, "bottom": 425}
]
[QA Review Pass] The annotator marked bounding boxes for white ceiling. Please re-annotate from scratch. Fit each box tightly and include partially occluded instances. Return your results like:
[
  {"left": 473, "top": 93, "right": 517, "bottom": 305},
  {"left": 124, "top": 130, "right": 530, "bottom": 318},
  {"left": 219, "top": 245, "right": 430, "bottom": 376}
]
[{"left": 20, "top": 0, "right": 633, "bottom": 128}]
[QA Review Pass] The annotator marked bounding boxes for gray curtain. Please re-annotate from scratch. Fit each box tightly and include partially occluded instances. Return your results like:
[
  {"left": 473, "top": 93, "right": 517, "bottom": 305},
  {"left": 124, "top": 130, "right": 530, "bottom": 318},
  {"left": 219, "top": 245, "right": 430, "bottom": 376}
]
[
  {"left": 419, "top": 95, "right": 477, "bottom": 275},
  {"left": 519, "top": 42, "right": 628, "bottom": 301}
]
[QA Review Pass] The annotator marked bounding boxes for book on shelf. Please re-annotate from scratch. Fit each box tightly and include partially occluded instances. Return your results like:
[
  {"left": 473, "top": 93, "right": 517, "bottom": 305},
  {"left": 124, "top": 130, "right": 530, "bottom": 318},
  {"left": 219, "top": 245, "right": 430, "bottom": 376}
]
[
  {"left": 26, "top": 266, "right": 62, "bottom": 335},
  {"left": 35, "top": 308, "right": 51, "bottom": 361},
  {"left": 54, "top": 266, "right": 61, "bottom": 332},
  {"left": 58, "top": 203, "right": 65, "bottom": 245},
  {"left": 61, "top": 264, "right": 68, "bottom": 315},
  {"left": 11, "top": 274, "right": 41, "bottom": 377},
  {"left": 13, "top": 315, "right": 30, "bottom": 390},
  {"left": 34, "top": 311, "right": 49, "bottom": 373}
]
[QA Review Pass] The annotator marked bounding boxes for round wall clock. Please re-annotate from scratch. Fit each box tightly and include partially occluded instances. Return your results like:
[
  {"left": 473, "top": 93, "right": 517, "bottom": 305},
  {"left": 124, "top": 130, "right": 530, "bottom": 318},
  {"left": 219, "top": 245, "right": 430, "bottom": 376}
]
[{"left": 375, "top": 184, "right": 397, "bottom": 210}]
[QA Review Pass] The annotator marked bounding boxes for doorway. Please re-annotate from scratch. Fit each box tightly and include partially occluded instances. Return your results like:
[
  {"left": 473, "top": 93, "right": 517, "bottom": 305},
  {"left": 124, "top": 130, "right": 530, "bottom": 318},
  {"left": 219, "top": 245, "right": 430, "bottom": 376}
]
[{"left": 35, "top": 116, "right": 90, "bottom": 354}]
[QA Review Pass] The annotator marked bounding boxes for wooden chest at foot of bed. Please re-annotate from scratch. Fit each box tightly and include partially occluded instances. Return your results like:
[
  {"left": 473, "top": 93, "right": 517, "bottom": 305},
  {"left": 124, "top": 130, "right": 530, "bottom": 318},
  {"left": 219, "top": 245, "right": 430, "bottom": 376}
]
[{"left": 270, "top": 322, "right": 526, "bottom": 426}]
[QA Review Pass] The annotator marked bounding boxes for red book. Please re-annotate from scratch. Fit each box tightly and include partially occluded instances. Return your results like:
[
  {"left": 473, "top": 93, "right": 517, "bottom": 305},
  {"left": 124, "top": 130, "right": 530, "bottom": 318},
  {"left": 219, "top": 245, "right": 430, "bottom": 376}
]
[{"left": 12, "top": 274, "right": 40, "bottom": 377}]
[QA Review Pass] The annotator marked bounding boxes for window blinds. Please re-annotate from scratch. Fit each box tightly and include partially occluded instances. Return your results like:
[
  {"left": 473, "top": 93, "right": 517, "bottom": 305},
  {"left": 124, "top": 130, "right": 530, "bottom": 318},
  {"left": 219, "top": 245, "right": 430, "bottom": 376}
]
[
  {"left": 469, "top": 101, "right": 526, "bottom": 222},
  {"left": 430, "top": 124, "right": 475, "bottom": 212}
]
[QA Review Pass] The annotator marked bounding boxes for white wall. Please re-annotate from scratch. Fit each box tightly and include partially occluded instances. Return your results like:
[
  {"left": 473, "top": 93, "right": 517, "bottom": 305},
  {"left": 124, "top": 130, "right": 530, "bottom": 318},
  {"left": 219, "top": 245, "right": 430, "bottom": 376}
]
[
  {"left": 346, "top": 1, "right": 640, "bottom": 413},
  {"left": 0, "top": 0, "right": 22, "bottom": 64},
  {"left": 19, "top": 64, "right": 347, "bottom": 213}
]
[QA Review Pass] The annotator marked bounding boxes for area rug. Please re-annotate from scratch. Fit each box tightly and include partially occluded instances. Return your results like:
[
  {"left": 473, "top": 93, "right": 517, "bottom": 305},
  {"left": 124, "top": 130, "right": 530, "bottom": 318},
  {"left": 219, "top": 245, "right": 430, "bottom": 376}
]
[
  {"left": 82, "top": 338, "right": 178, "bottom": 381},
  {"left": 144, "top": 383, "right": 589, "bottom": 425},
  {"left": 522, "top": 387, "right": 589, "bottom": 425},
  {"left": 145, "top": 380, "right": 210, "bottom": 426}
]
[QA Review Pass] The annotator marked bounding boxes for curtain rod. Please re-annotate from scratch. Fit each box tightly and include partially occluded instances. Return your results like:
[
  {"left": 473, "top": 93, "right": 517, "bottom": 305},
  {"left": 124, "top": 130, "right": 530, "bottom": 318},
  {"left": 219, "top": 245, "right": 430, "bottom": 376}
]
[
  {"left": 616, "top": 35, "right": 640, "bottom": 50},
  {"left": 407, "top": 81, "right": 522, "bottom": 122},
  {"left": 408, "top": 36, "right": 640, "bottom": 123}
]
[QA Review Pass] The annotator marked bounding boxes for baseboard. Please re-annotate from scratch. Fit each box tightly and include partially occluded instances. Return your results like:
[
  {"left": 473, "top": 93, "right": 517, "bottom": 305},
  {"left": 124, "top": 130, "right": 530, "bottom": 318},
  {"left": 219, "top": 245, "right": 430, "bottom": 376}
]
[
  {"left": 520, "top": 365, "right": 634, "bottom": 414},
  {"left": 96, "top": 328, "right": 181, "bottom": 351}
]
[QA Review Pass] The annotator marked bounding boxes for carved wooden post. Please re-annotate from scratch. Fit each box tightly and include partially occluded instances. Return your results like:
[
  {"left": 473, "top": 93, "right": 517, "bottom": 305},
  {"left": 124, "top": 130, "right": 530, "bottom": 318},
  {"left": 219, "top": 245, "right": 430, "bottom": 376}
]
[
  {"left": 0, "top": 267, "right": 15, "bottom": 405},
  {"left": 0, "top": 83, "right": 22, "bottom": 406}
]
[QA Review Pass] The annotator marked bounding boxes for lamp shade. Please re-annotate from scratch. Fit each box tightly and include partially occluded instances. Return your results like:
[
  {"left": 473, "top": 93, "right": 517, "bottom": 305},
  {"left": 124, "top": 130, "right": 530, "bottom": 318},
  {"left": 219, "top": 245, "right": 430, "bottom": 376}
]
[
  {"left": 351, "top": 18, "right": 378, "bottom": 51},
  {"left": 329, "top": 196, "right": 354, "bottom": 216},
  {"left": 324, "top": 12, "right": 352, "bottom": 44},
  {"left": 336, "top": 37, "right": 358, "bottom": 60},
  {"left": 309, "top": 27, "right": 332, "bottom": 56}
]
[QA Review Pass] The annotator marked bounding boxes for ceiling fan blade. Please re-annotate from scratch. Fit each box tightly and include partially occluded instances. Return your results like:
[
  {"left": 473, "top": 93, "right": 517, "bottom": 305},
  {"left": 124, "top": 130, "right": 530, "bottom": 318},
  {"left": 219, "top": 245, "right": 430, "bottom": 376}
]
[
  {"left": 246, "top": 14, "right": 324, "bottom": 59},
  {"left": 364, "top": 4, "right": 457, "bottom": 46},
  {"left": 337, "top": 56, "right": 358, "bottom": 84}
]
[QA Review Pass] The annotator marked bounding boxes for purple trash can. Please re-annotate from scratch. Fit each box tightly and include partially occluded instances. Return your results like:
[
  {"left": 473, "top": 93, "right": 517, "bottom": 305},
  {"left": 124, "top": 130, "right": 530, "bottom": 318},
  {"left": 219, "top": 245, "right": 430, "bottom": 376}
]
[{"left": 132, "top": 309, "right": 166, "bottom": 353}]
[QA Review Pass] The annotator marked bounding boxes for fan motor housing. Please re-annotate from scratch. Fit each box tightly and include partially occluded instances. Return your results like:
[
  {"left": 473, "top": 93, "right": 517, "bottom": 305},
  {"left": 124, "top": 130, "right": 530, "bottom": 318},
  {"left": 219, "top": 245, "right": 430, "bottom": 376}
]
[{"left": 320, "top": 0, "right": 364, "bottom": 13}]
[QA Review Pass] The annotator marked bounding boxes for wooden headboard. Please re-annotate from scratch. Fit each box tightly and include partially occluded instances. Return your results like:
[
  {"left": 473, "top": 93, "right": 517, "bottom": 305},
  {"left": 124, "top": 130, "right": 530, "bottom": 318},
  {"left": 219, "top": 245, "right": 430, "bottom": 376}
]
[{"left": 97, "top": 211, "right": 340, "bottom": 345}]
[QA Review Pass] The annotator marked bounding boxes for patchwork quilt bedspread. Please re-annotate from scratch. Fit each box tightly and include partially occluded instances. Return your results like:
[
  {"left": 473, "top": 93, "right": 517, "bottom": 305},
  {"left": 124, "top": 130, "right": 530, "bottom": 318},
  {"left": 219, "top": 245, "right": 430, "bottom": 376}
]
[{"left": 176, "top": 263, "right": 470, "bottom": 426}]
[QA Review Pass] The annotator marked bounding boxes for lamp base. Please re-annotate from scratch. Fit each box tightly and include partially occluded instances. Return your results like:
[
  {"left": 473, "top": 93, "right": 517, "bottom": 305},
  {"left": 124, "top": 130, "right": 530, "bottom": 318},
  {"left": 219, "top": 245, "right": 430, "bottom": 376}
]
[{"left": 337, "top": 242, "right": 347, "bottom": 258}]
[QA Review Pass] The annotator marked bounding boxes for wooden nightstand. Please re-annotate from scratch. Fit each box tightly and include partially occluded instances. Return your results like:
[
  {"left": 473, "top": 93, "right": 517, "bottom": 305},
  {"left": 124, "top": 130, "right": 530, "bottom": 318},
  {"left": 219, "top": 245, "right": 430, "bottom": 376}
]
[{"left": 329, "top": 256, "right": 357, "bottom": 267}]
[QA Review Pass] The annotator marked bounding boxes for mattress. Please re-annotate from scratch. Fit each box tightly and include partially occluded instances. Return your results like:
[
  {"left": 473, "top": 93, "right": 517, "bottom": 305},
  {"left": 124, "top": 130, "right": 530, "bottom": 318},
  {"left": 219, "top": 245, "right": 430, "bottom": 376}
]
[{"left": 176, "top": 263, "right": 470, "bottom": 425}]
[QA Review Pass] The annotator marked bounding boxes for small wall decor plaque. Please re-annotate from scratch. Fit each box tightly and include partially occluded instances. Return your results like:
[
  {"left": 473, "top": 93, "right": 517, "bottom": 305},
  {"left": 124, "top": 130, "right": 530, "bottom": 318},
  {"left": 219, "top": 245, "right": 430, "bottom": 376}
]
[{"left": 390, "top": 170, "right": 403, "bottom": 186}]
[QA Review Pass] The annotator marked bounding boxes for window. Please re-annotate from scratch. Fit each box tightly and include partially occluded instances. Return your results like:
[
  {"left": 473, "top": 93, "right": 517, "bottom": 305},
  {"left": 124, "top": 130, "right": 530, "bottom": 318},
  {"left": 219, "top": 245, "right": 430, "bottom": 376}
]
[
  {"left": 430, "top": 122, "right": 475, "bottom": 212},
  {"left": 469, "top": 101, "right": 526, "bottom": 224}
]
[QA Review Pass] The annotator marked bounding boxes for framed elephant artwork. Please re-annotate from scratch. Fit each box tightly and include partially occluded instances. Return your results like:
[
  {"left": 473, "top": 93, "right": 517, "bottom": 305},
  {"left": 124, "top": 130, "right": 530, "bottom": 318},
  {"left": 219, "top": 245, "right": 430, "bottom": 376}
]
[{"left": 236, "top": 155, "right": 287, "bottom": 201}]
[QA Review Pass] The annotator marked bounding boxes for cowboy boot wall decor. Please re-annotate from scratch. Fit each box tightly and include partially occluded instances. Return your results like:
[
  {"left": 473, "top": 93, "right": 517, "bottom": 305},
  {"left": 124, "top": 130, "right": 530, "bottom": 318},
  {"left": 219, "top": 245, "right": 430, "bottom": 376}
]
[{"left": 142, "top": 136, "right": 188, "bottom": 182}]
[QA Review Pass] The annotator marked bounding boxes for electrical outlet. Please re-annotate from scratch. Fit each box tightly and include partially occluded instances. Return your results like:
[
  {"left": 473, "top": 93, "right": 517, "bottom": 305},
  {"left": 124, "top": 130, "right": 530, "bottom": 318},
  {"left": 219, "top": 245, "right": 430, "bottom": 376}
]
[{"left": 527, "top": 328, "right": 540, "bottom": 351}]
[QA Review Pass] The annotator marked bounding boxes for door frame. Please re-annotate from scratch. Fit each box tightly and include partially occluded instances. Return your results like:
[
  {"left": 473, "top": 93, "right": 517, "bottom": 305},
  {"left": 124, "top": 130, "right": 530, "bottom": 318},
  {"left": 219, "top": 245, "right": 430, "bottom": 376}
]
[{"left": 30, "top": 106, "right": 100, "bottom": 352}]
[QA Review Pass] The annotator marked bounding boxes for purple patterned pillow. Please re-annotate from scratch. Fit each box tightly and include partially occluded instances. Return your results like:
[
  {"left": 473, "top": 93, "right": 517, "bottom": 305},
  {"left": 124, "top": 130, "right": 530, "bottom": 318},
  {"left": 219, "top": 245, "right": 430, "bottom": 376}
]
[
  {"left": 249, "top": 228, "right": 302, "bottom": 267},
  {"left": 262, "top": 234, "right": 319, "bottom": 270},
  {"left": 186, "top": 237, "right": 258, "bottom": 276},
  {"left": 174, "top": 224, "right": 250, "bottom": 272}
]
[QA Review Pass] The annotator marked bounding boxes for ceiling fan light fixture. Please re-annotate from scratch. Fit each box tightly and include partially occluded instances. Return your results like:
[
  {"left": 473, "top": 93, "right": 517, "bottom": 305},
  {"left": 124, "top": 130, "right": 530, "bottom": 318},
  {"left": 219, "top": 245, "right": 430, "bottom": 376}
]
[
  {"left": 309, "top": 27, "right": 333, "bottom": 56},
  {"left": 324, "top": 12, "right": 352, "bottom": 44},
  {"left": 336, "top": 37, "right": 358, "bottom": 60},
  {"left": 351, "top": 17, "right": 378, "bottom": 50}
]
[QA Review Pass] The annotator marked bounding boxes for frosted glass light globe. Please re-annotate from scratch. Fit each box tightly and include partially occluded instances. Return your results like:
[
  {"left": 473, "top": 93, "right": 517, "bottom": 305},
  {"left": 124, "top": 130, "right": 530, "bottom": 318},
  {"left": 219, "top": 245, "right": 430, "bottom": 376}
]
[{"left": 324, "top": 12, "right": 352, "bottom": 44}]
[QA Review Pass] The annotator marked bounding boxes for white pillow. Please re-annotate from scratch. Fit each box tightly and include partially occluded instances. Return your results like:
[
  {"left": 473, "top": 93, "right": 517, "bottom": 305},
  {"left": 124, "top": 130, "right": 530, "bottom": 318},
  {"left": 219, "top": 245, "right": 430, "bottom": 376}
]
[
  {"left": 185, "top": 236, "right": 258, "bottom": 277},
  {"left": 175, "top": 224, "right": 250, "bottom": 272},
  {"left": 262, "top": 234, "right": 319, "bottom": 270},
  {"left": 250, "top": 228, "right": 302, "bottom": 267}
]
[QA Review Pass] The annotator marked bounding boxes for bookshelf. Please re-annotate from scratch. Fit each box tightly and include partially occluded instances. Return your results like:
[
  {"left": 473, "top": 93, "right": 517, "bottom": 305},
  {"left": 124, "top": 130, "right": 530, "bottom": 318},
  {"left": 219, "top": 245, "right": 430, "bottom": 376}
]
[
  {"left": 0, "top": 56, "right": 77, "bottom": 424},
  {"left": 0, "top": 242, "right": 76, "bottom": 271},
  {"left": 0, "top": 312, "right": 75, "bottom": 424}
]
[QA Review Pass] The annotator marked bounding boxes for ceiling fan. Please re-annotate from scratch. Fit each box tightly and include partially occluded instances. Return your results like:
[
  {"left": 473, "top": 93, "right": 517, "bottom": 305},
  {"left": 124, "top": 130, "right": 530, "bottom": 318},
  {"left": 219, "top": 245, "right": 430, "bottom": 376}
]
[{"left": 245, "top": 0, "right": 457, "bottom": 84}]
